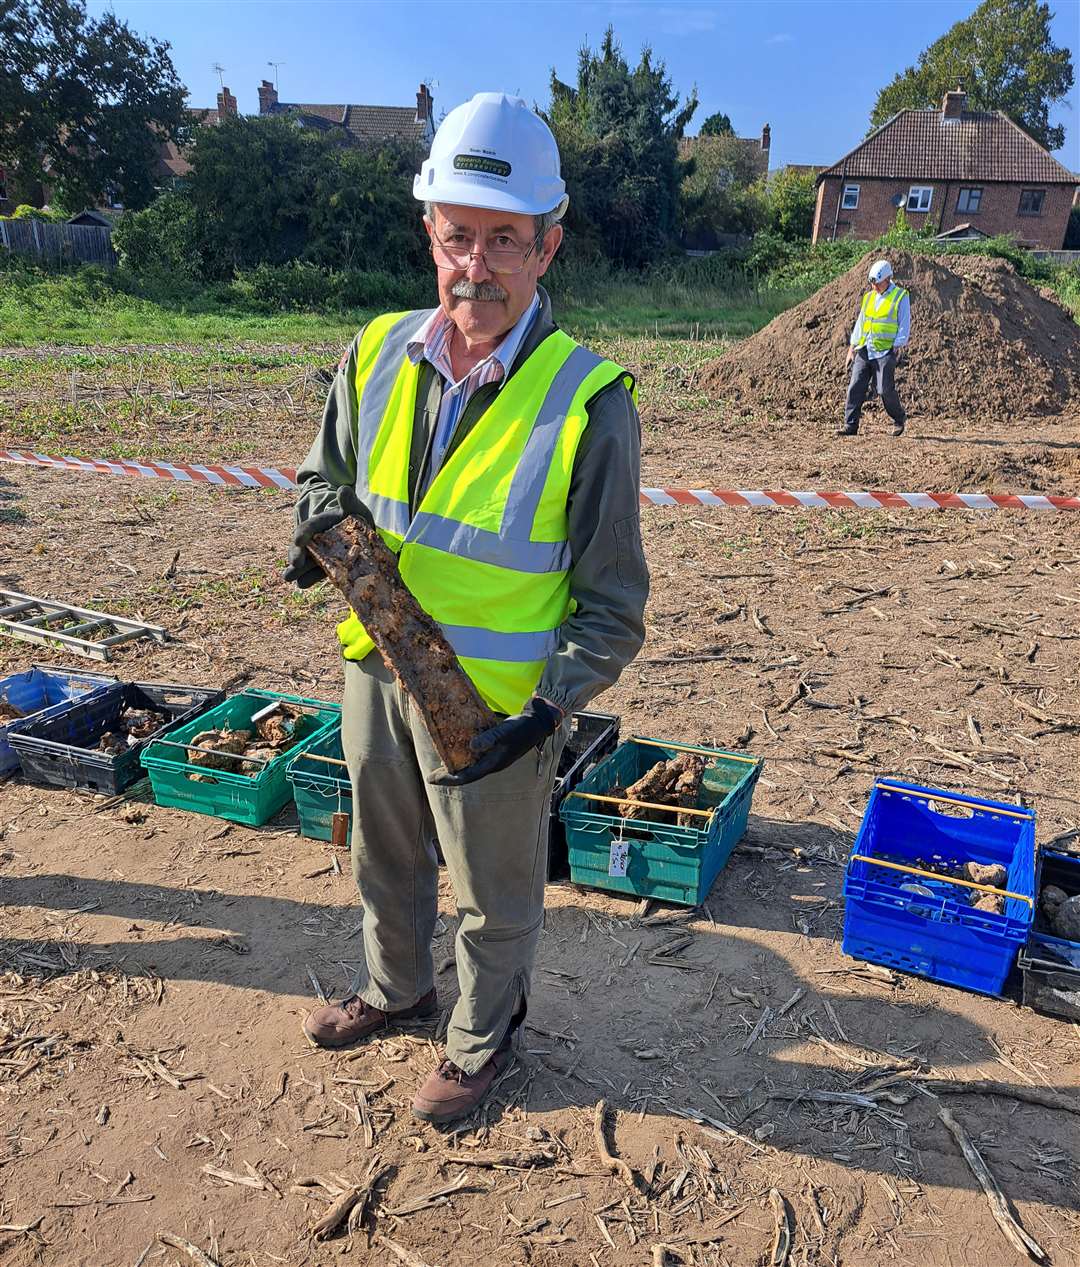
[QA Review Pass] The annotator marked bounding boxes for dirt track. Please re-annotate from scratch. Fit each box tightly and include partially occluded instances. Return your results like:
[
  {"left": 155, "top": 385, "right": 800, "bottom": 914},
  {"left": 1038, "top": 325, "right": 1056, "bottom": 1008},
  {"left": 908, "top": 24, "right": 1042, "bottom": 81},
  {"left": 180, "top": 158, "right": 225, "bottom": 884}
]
[{"left": 1, "top": 443, "right": 1078, "bottom": 1266}]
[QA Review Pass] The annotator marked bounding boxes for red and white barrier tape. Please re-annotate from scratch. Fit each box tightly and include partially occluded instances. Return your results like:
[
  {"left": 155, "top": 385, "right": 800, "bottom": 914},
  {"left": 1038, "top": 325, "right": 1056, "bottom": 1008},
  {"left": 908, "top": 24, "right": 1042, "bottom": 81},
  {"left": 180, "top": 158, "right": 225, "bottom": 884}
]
[{"left": 2, "top": 449, "right": 1078, "bottom": 512}]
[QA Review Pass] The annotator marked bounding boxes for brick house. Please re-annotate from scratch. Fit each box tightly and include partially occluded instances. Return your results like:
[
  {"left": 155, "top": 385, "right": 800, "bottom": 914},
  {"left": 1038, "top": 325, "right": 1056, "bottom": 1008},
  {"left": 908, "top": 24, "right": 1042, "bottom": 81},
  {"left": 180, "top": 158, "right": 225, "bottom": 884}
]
[
  {"left": 813, "top": 89, "right": 1078, "bottom": 249},
  {"left": 154, "top": 86, "right": 236, "bottom": 183},
  {"left": 257, "top": 81, "right": 435, "bottom": 148}
]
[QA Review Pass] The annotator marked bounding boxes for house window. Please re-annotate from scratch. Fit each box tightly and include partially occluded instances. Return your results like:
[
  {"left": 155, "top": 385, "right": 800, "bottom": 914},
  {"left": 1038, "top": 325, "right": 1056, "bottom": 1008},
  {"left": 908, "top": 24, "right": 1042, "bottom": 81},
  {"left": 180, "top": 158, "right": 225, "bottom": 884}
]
[
  {"left": 1018, "top": 188, "right": 1046, "bottom": 216},
  {"left": 956, "top": 187, "right": 982, "bottom": 214},
  {"left": 907, "top": 186, "right": 933, "bottom": 213},
  {"left": 841, "top": 183, "right": 860, "bottom": 210}
]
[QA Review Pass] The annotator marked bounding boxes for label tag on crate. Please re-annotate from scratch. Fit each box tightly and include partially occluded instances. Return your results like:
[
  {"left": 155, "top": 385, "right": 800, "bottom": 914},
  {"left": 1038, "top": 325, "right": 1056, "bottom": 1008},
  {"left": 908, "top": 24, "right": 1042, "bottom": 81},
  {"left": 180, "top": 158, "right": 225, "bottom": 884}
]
[{"left": 608, "top": 838, "right": 629, "bottom": 878}]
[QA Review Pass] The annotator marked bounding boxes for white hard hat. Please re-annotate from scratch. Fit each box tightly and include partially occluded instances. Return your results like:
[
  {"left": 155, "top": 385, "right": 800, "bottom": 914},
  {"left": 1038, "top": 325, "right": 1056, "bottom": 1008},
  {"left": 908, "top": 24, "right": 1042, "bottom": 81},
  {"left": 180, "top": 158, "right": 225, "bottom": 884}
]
[
  {"left": 868, "top": 258, "right": 893, "bottom": 283},
  {"left": 414, "top": 92, "right": 568, "bottom": 218}
]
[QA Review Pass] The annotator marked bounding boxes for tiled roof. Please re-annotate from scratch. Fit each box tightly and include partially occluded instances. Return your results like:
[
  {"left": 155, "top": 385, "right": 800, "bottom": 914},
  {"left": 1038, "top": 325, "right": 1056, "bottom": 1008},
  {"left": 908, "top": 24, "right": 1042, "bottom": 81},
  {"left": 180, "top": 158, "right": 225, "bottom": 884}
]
[
  {"left": 344, "top": 104, "right": 428, "bottom": 144},
  {"left": 155, "top": 108, "right": 218, "bottom": 179},
  {"left": 820, "top": 109, "right": 1077, "bottom": 184},
  {"left": 284, "top": 102, "right": 348, "bottom": 124},
  {"left": 274, "top": 102, "right": 429, "bottom": 144}
]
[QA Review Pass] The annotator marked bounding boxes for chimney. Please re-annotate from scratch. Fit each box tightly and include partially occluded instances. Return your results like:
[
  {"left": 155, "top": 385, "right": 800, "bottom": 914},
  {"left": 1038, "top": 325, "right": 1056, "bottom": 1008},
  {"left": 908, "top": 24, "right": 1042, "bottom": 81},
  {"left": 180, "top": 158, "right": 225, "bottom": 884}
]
[
  {"left": 942, "top": 85, "right": 966, "bottom": 120},
  {"left": 761, "top": 123, "right": 771, "bottom": 151},
  {"left": 216, "top": 86, "right": 238, "bottom": 117},
  {"left": 258, "top": 79, "right": 278, "bottom": 115},
  {"left": 416, "top": 82, "right": 433, "bottom": 124}
]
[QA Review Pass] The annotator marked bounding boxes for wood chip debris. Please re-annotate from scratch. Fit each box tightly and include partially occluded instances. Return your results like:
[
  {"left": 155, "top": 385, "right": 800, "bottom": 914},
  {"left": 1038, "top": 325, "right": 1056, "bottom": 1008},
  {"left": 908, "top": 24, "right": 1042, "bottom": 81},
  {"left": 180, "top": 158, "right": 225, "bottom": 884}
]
[
  {"left": 939, "top": 1107, "right": 1049, "bottom": 1263},
  {"left": 593, "top": 1099, "right": 637, "bottom": 1188}
]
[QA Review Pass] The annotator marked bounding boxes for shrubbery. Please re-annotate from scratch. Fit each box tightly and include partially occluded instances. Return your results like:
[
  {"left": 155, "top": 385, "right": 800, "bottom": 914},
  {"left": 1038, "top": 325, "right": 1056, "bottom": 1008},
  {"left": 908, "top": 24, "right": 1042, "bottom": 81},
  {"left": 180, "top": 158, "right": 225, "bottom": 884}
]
[{"left": 111, "top": 115, "right": 431, "bottom": 297}]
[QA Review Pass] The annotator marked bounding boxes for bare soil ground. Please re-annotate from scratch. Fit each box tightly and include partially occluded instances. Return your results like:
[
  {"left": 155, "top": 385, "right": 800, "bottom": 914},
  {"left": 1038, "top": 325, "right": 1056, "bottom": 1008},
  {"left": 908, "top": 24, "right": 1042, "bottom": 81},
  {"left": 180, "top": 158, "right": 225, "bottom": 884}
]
[
  {"left": 2, "top": 339, "right": 1078, "bottom": 495},
  {"left": 1, "top": 343, "right": 1079, "bottom": 1267}
]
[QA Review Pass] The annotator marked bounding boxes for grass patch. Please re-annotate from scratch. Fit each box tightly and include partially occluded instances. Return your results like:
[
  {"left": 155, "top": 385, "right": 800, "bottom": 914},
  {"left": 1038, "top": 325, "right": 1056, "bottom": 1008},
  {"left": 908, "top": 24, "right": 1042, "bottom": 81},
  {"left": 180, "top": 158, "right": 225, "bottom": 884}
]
[
  {"left": 0, "top": 265, "right": 363, "bottom": 347},
  {"left": 0, "top": 255, "right": 806, "bottom": 349}
]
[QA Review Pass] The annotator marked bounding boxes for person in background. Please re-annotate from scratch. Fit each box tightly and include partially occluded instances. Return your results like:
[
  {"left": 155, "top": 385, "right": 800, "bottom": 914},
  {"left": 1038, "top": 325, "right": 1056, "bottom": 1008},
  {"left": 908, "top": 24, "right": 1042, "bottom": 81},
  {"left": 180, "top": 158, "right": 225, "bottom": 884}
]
[{"left": 838, "top": 258, "right": 910, "bottom": 437}]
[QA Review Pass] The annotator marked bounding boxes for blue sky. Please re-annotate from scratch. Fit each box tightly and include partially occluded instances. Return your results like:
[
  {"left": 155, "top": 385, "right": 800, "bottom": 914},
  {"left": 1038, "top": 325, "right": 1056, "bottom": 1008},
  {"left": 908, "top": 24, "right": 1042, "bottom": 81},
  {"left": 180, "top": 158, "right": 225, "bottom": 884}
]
[{"left": 89, "top": 0, "right": 1080, "bottom": 166}]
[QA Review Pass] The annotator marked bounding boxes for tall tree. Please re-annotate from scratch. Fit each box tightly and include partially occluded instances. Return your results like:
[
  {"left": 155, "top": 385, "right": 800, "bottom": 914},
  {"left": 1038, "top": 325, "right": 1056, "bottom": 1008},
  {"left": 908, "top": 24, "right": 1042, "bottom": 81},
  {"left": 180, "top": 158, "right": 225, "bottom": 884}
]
[
  {"left": 763, "top": 166, "right": 817, "bottom": 240},
  {"left": 679, "top": 135, "right": 768, "bottom": 243},
  {"left": 545, "top": 27, "right": 697, "bottom": 266},
  {"left": 185, "top": 114, "right": 335, "bottom": 275},
  {"left": 870, "top": 0, "right": 1073, "bottom": 151},
  {"left": 0, "top": 0, "right": 189, "bottom": 211},
  {"left": 699, "top": 111, "right": 734, "bottom": 136}
]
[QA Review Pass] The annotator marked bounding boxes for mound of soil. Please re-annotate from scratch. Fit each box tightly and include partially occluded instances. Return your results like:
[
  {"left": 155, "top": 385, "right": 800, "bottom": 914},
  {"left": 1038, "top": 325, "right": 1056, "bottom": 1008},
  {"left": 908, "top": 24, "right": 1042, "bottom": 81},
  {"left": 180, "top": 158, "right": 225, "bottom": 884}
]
[{"left": 701, "top": 250, "right": 1080, "bottom": 419}]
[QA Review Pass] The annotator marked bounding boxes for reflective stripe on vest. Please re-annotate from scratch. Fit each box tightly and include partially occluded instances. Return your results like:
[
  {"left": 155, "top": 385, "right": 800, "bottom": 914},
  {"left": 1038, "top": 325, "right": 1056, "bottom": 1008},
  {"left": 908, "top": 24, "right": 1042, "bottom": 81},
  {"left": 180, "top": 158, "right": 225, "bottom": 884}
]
[
  {"left": 335, "top": 314, "right": 632, "bottom": 713},
  {"left": 859, "top": 286, "right": 907, "bottom": 352}
]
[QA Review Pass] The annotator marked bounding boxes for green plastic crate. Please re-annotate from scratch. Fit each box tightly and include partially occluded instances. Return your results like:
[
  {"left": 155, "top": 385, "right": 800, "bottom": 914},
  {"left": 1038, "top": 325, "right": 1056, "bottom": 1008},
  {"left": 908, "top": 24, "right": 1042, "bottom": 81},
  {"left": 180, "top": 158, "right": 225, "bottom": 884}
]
[
  {"left": 286, "top": 724, "right": 351, "bottom": 842},
  {"left": 560, "top": 737, "right": 763, "bottom": 905},
  {"left": 140, "top": 689, "right": 340, "bottom": 825}
]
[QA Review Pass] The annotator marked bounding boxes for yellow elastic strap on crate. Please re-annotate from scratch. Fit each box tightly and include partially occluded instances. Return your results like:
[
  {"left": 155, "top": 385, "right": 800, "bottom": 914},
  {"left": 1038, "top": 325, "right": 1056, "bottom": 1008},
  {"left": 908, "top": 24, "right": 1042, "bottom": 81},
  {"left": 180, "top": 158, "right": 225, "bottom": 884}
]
[
  {"left": 849, "top": 854, "right": 1034, "bottom": 906},
  {"left": 858, "top": 286, "right": 908, "bottom": 353},
  {"left": 335, "top": 314, "right": 633, "bottom": 715}
]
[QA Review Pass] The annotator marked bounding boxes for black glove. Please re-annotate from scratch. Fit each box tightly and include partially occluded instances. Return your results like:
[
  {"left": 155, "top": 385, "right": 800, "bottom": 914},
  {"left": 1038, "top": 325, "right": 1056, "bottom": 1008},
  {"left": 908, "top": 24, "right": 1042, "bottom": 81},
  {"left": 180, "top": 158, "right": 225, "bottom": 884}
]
[
  {"left": 428, "top": 697, "right": 563, "bottom": 787},
  {"left": 282, "top": 485, "right": 373, "bottom": 589}
]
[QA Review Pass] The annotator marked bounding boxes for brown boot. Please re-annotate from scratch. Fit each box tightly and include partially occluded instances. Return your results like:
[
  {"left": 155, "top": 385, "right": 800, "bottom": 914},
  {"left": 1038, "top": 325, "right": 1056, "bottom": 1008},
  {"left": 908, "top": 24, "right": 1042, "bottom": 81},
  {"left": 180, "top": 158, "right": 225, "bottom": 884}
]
[
  {"left": 303, "top": 988, "right": 438, "bottom": 1049},
  {"left": 411, "top": 1048, "right": 513, "bottom": 1124}
]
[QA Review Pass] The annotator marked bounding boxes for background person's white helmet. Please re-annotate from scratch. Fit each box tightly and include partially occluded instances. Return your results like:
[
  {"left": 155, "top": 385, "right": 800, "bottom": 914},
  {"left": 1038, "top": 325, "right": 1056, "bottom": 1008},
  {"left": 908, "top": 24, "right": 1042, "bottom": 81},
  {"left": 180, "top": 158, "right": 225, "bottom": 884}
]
[
  {"left": 414, "top": 92, "right": 569, "bottom": 218},
  {"left": 868, "top": 258, "right": 894, "bottom": 283}
]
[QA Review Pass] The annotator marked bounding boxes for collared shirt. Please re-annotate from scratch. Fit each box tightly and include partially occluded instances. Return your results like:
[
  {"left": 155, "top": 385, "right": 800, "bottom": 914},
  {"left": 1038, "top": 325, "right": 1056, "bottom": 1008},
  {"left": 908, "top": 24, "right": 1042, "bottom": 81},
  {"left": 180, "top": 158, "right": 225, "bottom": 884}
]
[
  {"left": 407, "top": 292, "right": 541, "bottom": 487},
  {"left": 850, "top": 283, "right": 910, "bottom": 360}
]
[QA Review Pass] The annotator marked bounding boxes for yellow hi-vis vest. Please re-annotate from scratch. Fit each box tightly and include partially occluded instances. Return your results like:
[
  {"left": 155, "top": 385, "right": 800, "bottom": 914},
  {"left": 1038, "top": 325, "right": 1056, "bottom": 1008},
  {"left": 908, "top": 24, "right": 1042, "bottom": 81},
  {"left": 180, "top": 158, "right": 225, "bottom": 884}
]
[
  {"left": 858, "top": 285, "right": 908, "bottom": 353},
  {"left": 335, "top": 309, "right": 634, "bottom": 715}
]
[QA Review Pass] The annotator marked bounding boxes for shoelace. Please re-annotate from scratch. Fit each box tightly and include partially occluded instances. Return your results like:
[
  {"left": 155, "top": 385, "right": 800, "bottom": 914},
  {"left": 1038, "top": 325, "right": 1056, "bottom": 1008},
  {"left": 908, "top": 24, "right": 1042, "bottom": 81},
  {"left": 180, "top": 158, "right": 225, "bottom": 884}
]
[{"left": 437, "top": 1059, "right": 465, "bottom": 1083}]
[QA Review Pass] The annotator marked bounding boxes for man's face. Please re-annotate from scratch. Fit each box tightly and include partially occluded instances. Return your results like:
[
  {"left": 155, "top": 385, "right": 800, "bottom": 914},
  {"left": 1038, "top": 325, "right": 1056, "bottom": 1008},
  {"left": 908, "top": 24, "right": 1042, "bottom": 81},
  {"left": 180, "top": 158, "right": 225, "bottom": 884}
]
[
  {"left": 424, "top": 204, "right": 562, "bottom": 346},
  {"left": 872, "top": 276, "right": 891, "bottom": 294}
]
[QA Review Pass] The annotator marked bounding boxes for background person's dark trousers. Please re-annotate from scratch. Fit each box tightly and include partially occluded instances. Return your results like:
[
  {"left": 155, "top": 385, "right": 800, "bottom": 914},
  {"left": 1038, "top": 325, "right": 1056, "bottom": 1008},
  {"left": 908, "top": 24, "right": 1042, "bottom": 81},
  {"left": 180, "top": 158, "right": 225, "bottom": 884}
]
[{"left": 842, "top": 347, "right": 905, "bottom": 434}]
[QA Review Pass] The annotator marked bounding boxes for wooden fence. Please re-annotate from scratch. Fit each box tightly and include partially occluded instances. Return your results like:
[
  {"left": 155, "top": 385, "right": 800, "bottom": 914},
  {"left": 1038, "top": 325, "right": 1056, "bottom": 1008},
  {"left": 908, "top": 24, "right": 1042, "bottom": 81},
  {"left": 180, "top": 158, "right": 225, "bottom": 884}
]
[
  {"left": 0, "top": 217, "right": 116, "bottom": 267},
  {"left": 1030, "top": 249, "right": 1080, "bottom": 269}
]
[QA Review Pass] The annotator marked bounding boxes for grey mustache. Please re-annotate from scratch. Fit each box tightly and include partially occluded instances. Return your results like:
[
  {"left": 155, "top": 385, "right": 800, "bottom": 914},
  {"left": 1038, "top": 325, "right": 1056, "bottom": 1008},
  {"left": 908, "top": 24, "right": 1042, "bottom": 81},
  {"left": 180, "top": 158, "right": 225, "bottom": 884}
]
[{"left": 451, "top": 279, "right": 509, "bottom": 302}]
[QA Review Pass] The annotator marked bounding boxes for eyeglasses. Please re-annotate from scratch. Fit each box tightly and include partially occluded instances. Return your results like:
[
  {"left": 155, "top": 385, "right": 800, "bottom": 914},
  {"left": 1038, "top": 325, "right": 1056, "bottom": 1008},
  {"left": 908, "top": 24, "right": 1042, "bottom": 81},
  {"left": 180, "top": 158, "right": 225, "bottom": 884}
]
[{"left": 430, "top": 228, "right": 545, "bottom": 276}]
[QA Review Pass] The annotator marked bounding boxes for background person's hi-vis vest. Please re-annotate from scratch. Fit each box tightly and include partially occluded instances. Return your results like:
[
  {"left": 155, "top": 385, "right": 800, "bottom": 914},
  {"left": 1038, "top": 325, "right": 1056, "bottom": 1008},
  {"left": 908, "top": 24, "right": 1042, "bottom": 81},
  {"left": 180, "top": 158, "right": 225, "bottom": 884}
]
[
  {"left": 857, "top": 285, "right": 908, "bottom": 352},
  {"left": 336, "top": 309, "right": 634, "bottom": 715}
]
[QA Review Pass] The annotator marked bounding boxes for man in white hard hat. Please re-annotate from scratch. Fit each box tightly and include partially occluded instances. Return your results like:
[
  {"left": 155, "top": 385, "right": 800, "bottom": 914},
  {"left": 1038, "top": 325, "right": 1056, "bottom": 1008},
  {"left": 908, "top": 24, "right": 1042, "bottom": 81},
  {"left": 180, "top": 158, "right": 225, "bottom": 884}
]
[
  {"left": 839, "top": 258, "right": 910, "bottom": 436},
  {"left": 284, "top": 94, "right": 648, "bottom": 1123}
]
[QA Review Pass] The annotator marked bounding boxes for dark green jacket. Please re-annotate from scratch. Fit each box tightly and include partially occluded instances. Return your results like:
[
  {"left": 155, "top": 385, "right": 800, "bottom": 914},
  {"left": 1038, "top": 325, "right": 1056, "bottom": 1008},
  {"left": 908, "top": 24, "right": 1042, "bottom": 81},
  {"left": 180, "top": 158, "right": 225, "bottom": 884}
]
[{"left": 294, "top": 286, "right": 648, "bottom": 715}]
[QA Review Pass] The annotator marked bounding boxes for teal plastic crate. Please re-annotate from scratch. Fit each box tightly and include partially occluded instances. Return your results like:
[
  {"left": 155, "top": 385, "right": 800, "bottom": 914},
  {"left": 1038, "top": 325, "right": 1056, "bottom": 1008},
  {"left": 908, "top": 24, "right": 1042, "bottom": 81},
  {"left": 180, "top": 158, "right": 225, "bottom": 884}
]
[
  {"left": 560, "top": 737, "right": 763, "bottom": 905},
  {"left": 141, "top": 689, "right": 340, "bottom": 825},
  {"left": 286, "top": 724, "right": 351, "bottom": 842}
]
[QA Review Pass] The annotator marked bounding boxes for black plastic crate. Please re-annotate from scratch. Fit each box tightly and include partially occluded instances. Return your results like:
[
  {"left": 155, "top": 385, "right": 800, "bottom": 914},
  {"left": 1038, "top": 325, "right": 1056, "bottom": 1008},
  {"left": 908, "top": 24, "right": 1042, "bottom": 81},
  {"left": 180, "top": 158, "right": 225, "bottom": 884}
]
[
  {"left": 1019, "top": 849, "right": 1080, "bottom": 1022},
  {"left": 548, "top": 710, "right": 619, "bottom": 879},
  {"left": 9, "top": 680, "right": 225, "bottom": 795}
]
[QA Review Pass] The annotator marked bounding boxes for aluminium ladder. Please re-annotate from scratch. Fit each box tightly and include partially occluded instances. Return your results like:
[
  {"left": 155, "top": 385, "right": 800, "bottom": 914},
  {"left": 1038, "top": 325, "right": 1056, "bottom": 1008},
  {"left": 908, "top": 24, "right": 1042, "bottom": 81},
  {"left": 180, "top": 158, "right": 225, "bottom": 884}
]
[{"left": 0, "top": 590, "right": 168, "bottom": 661}]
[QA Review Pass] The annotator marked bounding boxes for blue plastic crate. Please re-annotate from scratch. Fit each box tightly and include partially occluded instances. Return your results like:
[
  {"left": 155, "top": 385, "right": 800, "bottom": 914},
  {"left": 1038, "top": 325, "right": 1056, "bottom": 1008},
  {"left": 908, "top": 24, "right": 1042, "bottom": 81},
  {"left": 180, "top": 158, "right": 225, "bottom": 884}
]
[
  {"left": 286, "top": 724, "right": 351, "bottom": 842},
  {"left": 0, "top": 665, "right": 116, "bottom": 777},
  {"left": 842, "top": 779, "right": 1036, "bottom": 996},
  {"left": 560, "top": 737, "right": 763, "bottom": 906}
]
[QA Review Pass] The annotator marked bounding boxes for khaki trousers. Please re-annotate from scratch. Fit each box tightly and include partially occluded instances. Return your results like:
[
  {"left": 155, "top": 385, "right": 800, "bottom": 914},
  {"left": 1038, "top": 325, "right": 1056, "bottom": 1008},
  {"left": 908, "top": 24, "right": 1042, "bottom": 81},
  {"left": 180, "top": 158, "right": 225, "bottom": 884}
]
[{"left": 341, "top": 656, "right": 564, "bottom": 1074}]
